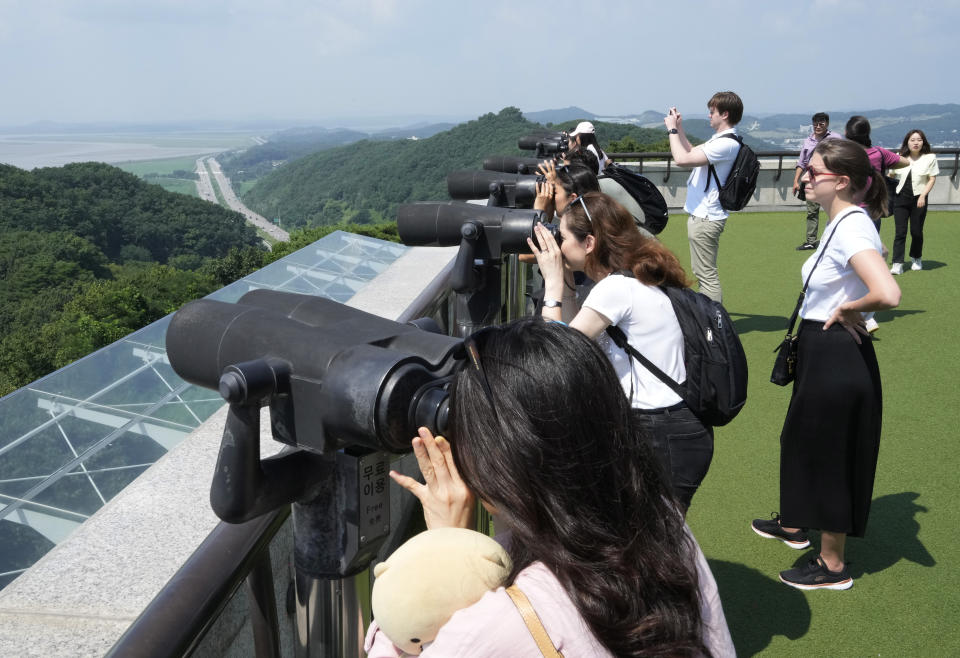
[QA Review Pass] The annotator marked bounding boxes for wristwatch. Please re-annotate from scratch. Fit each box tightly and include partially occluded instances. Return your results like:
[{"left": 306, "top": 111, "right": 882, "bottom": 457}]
[
  {"left": 543, "top": 299, "right": 562, "bottom": 308},
  {"left": 668, "top": 128, "right": 679, "bottom": 135}
]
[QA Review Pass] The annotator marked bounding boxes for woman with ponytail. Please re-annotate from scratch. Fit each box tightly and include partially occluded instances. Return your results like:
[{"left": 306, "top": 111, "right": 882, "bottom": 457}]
[
  {"left": 844, "top": 115, "right": 909, "bottom": 229},
  {"left": 529, "top": 192, "right": 714, "bottom": 515},
  {"left": 751, "top": 139, "right": 901, "bottom": 591}
]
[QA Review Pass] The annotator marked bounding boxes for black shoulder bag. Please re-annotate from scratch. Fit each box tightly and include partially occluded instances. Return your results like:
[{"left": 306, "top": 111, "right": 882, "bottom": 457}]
[{"left": 770, "top": 211, "right": 853, "bottom": 386}]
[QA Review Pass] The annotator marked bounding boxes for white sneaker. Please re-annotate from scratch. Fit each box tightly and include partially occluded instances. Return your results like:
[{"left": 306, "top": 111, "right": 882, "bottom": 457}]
[
  {"left": 911, "top": 258, "right": 922, "bottom": 271},
  {"left": 865, "top": 318, "right": 879, "bottom": 333},
  {"left": 890, "top": 263, "right": 903, "bottom": 275}
]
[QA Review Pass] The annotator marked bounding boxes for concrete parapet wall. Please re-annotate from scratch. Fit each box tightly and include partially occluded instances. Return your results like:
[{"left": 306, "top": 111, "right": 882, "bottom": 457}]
[
  {"left": 624, "top": 156, "right": 960, "bottom": 212},
  {"left": 0, "top": 245, "right": 458, "bottom": 657}
]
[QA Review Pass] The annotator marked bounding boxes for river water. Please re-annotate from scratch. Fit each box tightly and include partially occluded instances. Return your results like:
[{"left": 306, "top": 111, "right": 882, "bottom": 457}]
[{"left": 0, "top": 133, "right": 254, "bottom": 170}]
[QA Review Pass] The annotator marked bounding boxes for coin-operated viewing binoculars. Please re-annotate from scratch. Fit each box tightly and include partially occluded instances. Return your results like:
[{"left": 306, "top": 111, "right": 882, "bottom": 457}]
[{"left": 166, "top": 289, "right": 464, "bottom": 579}]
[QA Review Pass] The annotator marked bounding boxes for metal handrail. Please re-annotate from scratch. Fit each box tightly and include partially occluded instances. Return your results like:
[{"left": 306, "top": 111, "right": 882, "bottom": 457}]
[
  {"left": 109, "top": 275, "right": 459, "bottom": 657},
  {"left": 608, "top": 148, "right": 960, "bottom": 184},
  {"left": 108, "top": 506, "right": 289, "bottom": 658}
]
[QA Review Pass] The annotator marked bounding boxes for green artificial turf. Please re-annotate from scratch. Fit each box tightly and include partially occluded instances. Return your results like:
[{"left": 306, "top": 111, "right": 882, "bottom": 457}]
[{"left": 655, "top": 210, "right": 960, "bottom": 656}]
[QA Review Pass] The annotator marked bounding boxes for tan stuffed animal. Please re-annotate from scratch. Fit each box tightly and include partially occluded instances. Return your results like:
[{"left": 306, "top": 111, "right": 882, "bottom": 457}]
[{"left": 371, "top": 528, "right": 512, "bottom": 655}]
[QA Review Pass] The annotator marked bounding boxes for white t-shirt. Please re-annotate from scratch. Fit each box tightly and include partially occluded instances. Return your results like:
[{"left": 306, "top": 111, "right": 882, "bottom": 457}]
[
  {"left": 799, "top": 207, "right": 882, "bottom": 321},
  {"left": 586, "top": 143, "right": 611, "bottom": 173},
  {"left": 582, "top": 274, "right": 685, "bottom": 409},
  {"left": 683, "top": 129, "right": 740, "bottom": 221}
]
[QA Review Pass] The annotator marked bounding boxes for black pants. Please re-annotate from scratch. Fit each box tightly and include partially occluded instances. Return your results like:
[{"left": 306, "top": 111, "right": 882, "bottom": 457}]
[
  {"left": 632, "top": 405, "right": 714, "bottom": 509},
  {"left": 892, "top": 188, "right": 927, "bottom": 263}
]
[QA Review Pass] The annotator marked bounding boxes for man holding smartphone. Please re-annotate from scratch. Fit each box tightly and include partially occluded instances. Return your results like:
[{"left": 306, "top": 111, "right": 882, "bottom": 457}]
[
  {"left": 664, "top": 91, "right": 743, "bottom": 303},
  {"left": 792, "top": 112, "right": 842, "bottom": 250}
]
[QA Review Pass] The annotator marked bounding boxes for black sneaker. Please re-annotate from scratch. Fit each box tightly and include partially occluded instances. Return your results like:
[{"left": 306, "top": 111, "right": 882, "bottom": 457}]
[
  {"left": 751, "top": 514, "right": 810, "bottom": 549},
  {"left": 779, "top": 556, "right": 853, "bottom": 591},
  {"left": 795, "top": 242, "right": 818, "bottom": 251}
]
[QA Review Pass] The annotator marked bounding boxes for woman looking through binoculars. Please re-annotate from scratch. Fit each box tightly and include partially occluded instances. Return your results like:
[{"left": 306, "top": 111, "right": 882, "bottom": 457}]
[
  {"left": 532, "top": 160, "right": 599, "bottom": 221},
  {"left": 528, "top": 192, "right": 714, "bottom": 514},
  {"left": 365, "top": 319, "right": 734, "bottom": 656}
]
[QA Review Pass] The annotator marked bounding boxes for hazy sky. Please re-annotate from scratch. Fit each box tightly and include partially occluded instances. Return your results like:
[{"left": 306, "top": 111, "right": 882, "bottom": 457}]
[{"left": 1, "top": 0, "right": 958, "bottom": 127}]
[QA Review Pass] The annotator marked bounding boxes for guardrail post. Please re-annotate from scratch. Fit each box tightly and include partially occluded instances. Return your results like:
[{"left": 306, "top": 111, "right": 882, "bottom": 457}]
[
  {"left": 295, "top": 573, "right": 363, "bottom": 657},
  {"left": 246, "top": 548, "right": 281, "bottom": 658}
]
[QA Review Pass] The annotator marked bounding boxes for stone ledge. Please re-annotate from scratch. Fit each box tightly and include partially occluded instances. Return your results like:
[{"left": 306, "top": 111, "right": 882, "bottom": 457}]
[{"left": 0, "top": 243, "right": 457, "bottom": 656}]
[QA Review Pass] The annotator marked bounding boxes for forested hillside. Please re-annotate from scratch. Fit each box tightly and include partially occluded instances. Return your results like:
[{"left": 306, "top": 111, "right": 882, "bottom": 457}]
[
  {"left": 0, "top": 162, "right": 260, "bottom": 264},
  {"left": 219, "top": 127, "right": 370, "bottom": 181},
  {"left": 241, "top": 107, "right": 680, "bottom": 230},
  {"left": 0, "top": 162, "right": 266, "bottom": 395}
]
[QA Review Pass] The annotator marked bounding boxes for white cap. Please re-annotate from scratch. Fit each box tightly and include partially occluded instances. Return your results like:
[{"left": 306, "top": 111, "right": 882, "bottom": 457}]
[{"left": 569, "top": 121, "right": 595, "bottom": 137}]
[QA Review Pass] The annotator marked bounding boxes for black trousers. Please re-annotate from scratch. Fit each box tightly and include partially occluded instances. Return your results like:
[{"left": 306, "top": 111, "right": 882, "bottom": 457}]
[
  {"left": 892, "top": 188, "right": 927, "bottom": 263},
  {"left": 632, "top": 405, "right": 714, "bottom": 509}
]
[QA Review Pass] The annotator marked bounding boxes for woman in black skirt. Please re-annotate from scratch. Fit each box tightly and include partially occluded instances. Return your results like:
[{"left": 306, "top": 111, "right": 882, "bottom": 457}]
[{"left": 752, "top": 139, "right": 901, "bottom": 590}]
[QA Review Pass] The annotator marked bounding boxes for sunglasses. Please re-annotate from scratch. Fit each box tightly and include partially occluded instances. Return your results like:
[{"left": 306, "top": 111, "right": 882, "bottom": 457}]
[
  {"left": 803, "top": 166, "right": 843, "bottom": 184},
  {"left": 462, "top": 329, "right": 497, "bottom": 415},
  {"left": 813, "top": 120, "right": 828, "bottom": 126},
  {"left": 574, "top": 195, "right": 593, "bottom": 224}
]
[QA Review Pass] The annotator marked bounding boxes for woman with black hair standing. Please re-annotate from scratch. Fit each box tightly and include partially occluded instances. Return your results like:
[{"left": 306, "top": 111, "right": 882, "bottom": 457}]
[
  {"left": 365, "top": 319, "right": 734, "bottom": 656},
  {"left": 888, "top": 129, "right": 939, "bottom": 274},
  {"left": 751, "top": 139, "right": 900, "bottom": 590}
]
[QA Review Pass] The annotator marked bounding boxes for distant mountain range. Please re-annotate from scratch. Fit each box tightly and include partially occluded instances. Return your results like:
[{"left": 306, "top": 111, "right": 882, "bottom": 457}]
[
  {"left": 6, "top": 102, "right": 956, "bottom": 149},
  {"left": 522, "top": 104, "right": 960, "bottom": 149}
]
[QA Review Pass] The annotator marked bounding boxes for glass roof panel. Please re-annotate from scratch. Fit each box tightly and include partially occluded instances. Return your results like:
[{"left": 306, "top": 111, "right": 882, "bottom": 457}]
[{"left": 0, "top": 231, "right": 407, "bottom": 589}]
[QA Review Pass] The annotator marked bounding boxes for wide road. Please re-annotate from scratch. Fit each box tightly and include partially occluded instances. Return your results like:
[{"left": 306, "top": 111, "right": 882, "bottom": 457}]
[
  {"left": 194, "top": 157, "right": 218, "bottom": 203},
  {"left": 197, "top": 156, "right": 290, "bottom": 242}
]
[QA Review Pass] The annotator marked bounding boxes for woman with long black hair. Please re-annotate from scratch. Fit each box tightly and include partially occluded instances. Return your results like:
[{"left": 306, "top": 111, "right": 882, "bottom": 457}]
[
  {"left": 751, "top": 139, "right": 901, "bottom": 590},
  {"left": 528, "top": 192, "right": 714, "bottom": 514},
  {"left": 365, "top": 319, "right": 734, "bottom": 656}
]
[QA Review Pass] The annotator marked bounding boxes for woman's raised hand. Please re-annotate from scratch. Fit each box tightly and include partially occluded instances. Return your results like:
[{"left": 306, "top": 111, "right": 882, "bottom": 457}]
[
  {"left": 537, "top": 159, "right": 558, "bottom": 184},
  {"left": 527, "top": 222, "right": 565, "bottom": 290},
  {"left": 534, "top": 180, "right": 555, "bottom": 212},
  {"left": 389, "top": 427, "right": 476, "bottom": 530}
]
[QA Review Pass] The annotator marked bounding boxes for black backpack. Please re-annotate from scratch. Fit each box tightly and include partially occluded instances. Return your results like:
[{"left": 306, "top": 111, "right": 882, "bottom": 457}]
[
  {"left": 706, "top": 134, "right": 760, "bottom": 211},
  {"left": 600, "top": 163, "right": 669, "bottom": 234},
  {"left": 605, "top": 276, "right": 748, "bottom": 427}
]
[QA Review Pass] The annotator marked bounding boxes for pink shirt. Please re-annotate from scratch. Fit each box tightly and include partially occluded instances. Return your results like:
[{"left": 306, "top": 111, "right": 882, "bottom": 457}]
[
  {"left": 866, "top": 146, "right": 901, "bottom": 174},
  {"left": 364, "top": 533, "right": 736, "bottom": 657}
]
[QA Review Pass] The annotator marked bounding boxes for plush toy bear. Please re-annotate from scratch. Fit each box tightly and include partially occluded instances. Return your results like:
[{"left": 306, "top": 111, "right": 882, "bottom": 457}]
[{"left": 371, "top": 527, "right": 512, "bottom": 655}]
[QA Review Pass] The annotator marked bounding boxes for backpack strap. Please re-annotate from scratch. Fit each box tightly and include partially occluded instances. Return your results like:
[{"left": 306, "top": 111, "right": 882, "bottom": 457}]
[
  {"left": 781, "top": 209, "right": 858, "bottom": 338},
  {"left": 705, "top": 133, "right": 743, "bottom": 192},
  {"left": 605, "top": 324, "right": 685, "bottom": 396},
  {"left": 505, "top": 585, "right": 564, "bottom": 658},
  {"left": 603, "top": 271, "right": 685, "bottom": 396}
]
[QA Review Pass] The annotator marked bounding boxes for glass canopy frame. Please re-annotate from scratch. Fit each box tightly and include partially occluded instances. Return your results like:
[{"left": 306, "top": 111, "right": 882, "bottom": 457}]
[{"left": 0, "top": 231, "right": 407, "bottom": 589}]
